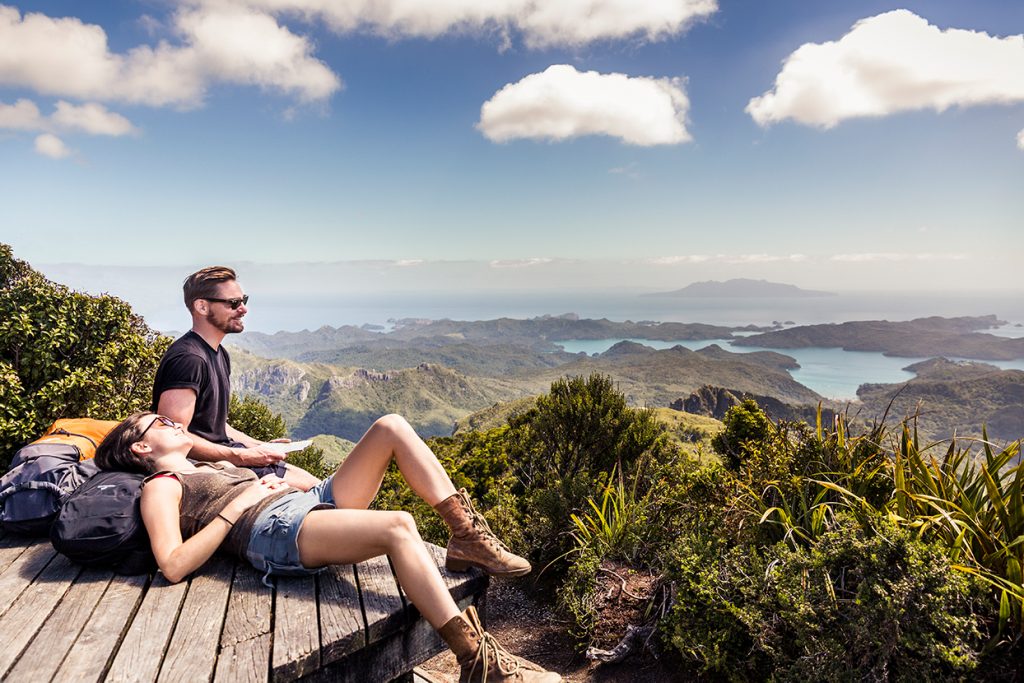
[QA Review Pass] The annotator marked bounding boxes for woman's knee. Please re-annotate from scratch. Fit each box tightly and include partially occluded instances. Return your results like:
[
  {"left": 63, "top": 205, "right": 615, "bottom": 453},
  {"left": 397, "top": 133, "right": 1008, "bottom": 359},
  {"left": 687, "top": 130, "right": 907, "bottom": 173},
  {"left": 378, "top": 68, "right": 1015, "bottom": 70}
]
[
  {"left": 371, "top": 413, "right": 412, "bottom": 439},
  {"left": 383, "top": 511, "right": 421, "bottom": 546}
]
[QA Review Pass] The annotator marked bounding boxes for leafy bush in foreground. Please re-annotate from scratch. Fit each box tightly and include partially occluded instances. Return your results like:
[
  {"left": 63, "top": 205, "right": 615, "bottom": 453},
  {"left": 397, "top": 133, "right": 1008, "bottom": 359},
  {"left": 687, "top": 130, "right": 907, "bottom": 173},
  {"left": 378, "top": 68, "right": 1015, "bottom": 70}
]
[
  {"left": 668, "top": 516, "right": 989, "bottom": 681},
  {"left": 0, "top": 243, "right": 169, "bottom": 469}
]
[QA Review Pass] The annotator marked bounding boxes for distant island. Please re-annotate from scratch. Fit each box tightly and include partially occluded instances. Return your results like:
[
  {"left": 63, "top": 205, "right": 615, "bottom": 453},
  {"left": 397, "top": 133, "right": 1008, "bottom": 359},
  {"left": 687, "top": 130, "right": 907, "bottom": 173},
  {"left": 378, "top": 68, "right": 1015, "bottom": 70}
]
[{"left": 645, "top": 278, "right": 837, "bottom": 298}]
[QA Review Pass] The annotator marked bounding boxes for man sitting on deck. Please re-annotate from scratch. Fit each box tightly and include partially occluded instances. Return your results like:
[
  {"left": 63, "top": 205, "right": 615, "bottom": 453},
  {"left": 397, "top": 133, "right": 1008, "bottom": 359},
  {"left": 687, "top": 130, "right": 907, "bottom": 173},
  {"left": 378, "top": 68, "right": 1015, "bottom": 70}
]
[{"left": 152, "top": 266, "right": 319, "bottom": 491}]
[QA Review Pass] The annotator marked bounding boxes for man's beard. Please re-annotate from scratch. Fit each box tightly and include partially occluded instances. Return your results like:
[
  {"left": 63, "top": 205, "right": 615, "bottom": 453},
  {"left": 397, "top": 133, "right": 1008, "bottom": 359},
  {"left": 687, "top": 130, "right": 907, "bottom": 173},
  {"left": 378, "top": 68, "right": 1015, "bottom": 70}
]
[{"left": 207, "top": 311, "right": 244, "bottom": 334}]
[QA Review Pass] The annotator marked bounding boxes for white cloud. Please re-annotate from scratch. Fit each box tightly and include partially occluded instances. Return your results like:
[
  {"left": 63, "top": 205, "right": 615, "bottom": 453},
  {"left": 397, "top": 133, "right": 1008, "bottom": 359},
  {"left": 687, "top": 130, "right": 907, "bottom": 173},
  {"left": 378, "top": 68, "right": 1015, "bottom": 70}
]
[
  {"left": 0, "top": 98, "right": 42, "bottom": 130},
  {"left": 208, "top": 0, "right": 717, "bottom": 48},
  {"left": 830, "top": 252, "right": 968, "bottom": 262},
  {"left": 1018, "top": 128, "right": 1024, "bottom": 150},
  {"left": 1, "top": 99, "right": 137, "bottom": 136},
  {"left": 0, "top": 5, "right": 340, "bottom": 108},
  {"left": 478, "top": 65, "right": 691, "bottom": 146},
  {"left": 489, "top": 258, "right": 554, "bottom": 268},
  {"left": 649, "top": 255, "right": 710, "bottom": 265},
  {"left": 34, "top": 132, "right": 70, "bottom": 158},
  {"left": 747, "top": 10, "right": 1024, "bottom": 128},
  {"left": 51, "top": 101, "right": 138, "bottom": 136}
]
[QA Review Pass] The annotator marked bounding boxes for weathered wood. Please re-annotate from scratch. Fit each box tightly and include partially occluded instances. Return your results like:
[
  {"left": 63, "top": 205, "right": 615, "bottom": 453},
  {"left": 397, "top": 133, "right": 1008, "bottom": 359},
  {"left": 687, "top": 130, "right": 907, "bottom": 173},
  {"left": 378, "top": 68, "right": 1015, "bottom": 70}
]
[
  {"left": 221, "top": 562, "right": 272, "bottom": 647},
  {"left": 157, "top": 556, "right": 234, "bottom": 683},
  {"left": 52, "top": 573, "right": 148, "bottom": 683},
  {"left": 215, "top": 564, "right": 273, "bottom": 683},
  {"left": 299, "top": 592, "right": 482, "bottom": 683},
  {"left": 7, "top": 539, "right": 488, "bottom": 683},
  {"left": 0, "top": 532, "right": 34, "bottom": 576},
  {"left": 215, "top": 632, "right": 271, "bottom": 683},
  {"left": 356, "top": 554, "right": 406, "bottom": 645},
  {"left": 423, "top": 542, "right": 487, "bottom": 604},
  {"left": 5, "top": 567, "right": 113, "bottom": 681},
  {"left": 0, "top": 552, "right": 80, "bottom": 677},
  {"left": 272, "top": 574, "right": 320, "bottom": 681},
  {"left": 0, "top": 540, "right": 57, "bottom": 618},
  {"left": 105, "top": 574, "right": 189, "bottom": 683},
  {"left": 318, "top": 564, "right": 365, "bottom": 665}
]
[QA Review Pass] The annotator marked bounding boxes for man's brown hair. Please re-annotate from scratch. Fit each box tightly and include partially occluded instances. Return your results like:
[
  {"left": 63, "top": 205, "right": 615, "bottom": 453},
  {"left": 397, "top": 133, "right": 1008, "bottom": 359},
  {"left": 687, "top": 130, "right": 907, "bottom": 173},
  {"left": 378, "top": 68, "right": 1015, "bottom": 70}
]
[{"left": 183, "top": 266, "right": 237, "bottom": 312}]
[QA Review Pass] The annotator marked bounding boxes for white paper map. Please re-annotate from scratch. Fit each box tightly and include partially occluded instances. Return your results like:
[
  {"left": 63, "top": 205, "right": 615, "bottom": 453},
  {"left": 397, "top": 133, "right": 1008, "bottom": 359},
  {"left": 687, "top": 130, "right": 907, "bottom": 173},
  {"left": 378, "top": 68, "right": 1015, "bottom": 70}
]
[{"left": 263, "top": 440, "right": 313, "bottom": 454}]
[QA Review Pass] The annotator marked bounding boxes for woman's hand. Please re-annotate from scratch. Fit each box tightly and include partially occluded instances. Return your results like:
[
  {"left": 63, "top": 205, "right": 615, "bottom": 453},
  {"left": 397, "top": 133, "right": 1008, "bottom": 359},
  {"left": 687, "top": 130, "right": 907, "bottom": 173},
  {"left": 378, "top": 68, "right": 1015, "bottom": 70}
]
[{"left": 224, "top": 476, "right": 290, "bottom": 519}]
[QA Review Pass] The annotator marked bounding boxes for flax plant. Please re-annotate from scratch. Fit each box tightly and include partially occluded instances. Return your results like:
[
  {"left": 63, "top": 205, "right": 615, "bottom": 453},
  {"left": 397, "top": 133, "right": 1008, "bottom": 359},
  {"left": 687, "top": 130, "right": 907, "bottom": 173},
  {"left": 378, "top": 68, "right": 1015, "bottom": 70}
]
[
  {"left": 890, "top": 425, "right": 1024, "bottom": 634},
  {"left": 569, "top": 462, "right": 650, "bottom": 562}
]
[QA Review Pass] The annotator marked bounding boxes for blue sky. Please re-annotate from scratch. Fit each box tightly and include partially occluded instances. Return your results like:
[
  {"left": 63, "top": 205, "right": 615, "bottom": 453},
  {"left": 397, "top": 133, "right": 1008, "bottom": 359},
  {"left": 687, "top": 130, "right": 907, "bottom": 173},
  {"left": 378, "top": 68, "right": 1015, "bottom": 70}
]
[{"left": 1, "top": 0, "right": 1022, "bottom": 295}]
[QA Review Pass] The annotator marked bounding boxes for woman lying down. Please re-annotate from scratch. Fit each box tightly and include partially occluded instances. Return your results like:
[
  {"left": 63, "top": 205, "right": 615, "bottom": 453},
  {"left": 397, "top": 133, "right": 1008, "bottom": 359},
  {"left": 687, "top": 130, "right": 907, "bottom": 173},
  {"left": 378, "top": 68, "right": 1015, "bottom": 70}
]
[{"left": 95, "top": 411, "right": 561, "bottom": 683}]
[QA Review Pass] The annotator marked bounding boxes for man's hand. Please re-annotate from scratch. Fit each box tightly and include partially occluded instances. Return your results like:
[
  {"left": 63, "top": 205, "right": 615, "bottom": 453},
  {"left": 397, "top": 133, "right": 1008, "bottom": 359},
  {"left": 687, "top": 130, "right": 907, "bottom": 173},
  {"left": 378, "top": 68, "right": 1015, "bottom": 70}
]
[
  {"left": 268, "top": 438, "right": 291, "bottom": 444},
  {"left": 233, "top": 445, "right": 287, "bottom": 467}
]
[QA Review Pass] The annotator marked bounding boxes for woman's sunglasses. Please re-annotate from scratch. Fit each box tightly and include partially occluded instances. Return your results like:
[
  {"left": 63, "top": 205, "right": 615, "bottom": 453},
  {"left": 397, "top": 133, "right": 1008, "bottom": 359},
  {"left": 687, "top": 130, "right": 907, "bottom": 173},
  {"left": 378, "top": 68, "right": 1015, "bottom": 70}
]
[
  {"left": 140, "top": 415, "right": 177, "bottom": 439},
  {"left": 203, "top": 295, "right": 249, "bottom": 310}
]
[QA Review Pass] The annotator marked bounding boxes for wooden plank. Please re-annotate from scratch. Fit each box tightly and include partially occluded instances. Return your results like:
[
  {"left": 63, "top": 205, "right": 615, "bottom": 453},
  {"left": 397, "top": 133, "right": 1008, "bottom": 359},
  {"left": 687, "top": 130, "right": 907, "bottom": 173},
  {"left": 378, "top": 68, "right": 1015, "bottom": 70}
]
[
  {"left": 423, "top": 542, "right": 488, "bottom": 604},
  {"left": 158, "top": 556, "right": 234, "bottom": 683},
  {"left": 52, "top": 573, "right": 148, "bottom": 683},
  {"left": 300, "top": 591, "right": 483, "bottom": 683},
  {"left": 215, "top": 632, "right": 271, "bottom": 683},
  {"left": 220, "top": 563, "right": 272, "bottom": 647},
  {"left": 272, "top": 574, "right": 320, "bottom": 682},
  {"left": 318, "top": 564, "right": 365, "bottom": 665},
  {"left": 215, "top": 564, "right": 273, "bottom": 683},
  {"left": 0, "top": 541, "right": 57, "bottom": 618},
  {"left": 0, "top": 553, "right": 80, "bottom": 677},
  {"left": 5, "top": 567, "right": 113, "bottom": 681},
  {"left": 0, "top": 533, "right": 34, "bottom": 576},
  {"left": 106, "top": 574, "right": 189, "bottom": 683},
  {"left": 356, "top": 554, "right": 405, "bottom": 645}
]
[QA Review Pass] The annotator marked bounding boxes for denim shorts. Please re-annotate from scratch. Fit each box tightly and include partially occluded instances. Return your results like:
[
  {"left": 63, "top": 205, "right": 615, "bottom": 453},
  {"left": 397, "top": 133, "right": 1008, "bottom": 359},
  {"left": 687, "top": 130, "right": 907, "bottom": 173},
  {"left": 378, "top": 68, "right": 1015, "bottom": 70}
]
[{"left": 245, "top": 474, "right": 336, "bottom": 587}]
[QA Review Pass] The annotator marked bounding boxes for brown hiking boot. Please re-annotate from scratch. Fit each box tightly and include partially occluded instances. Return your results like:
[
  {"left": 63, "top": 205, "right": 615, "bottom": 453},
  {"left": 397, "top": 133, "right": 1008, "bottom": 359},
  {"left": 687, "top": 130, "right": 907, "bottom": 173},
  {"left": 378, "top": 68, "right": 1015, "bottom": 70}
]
[
  {"left": 438, "top": 605, "right": 562, "bottom": 683},
  {"left": 434, "top": 488, "right": 531, "bottom": 577}
]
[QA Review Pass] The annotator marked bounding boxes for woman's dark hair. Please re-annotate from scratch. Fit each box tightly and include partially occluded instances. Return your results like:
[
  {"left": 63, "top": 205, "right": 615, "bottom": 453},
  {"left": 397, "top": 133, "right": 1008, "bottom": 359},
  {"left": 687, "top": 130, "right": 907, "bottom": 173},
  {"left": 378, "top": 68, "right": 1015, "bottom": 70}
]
[{"left": 95, "top": 411, "right": 157, "bottom": 475}]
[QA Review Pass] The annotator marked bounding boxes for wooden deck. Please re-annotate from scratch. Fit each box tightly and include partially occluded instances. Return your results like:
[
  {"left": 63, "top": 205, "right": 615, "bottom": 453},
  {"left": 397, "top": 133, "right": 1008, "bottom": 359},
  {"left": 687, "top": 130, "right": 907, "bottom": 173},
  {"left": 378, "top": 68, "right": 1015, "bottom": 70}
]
[{"left": 0, "top": 532, "right": 487, "bottom": 682}]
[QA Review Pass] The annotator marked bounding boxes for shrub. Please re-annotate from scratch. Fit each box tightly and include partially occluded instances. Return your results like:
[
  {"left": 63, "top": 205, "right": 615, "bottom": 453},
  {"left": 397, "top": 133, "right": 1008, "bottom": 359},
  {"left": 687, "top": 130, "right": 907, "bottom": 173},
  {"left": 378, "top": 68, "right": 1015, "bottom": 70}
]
[
  {"left": 509, "top": 373, "right": 668, "bottom": 566},
  {"left": 666, "top": 516, "right": 989, "bottom": 681},
  {"left": 713, "top": 398, "right": 774, "bottom": 471},
  {"left": 557, "top": 543, "right": 603, "bottom": 647},
  {"left": 228, "top": 393, "right": 287, "bottom": 442},
  {"left": 0, "top": 243, "right": 169, "bottom": 469}
]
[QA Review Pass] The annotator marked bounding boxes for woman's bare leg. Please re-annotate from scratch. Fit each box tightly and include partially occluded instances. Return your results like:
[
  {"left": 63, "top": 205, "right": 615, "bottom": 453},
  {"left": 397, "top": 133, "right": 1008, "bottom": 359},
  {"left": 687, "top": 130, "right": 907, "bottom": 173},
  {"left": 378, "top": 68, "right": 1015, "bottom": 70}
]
[
  {"left": 330, "top": 414, "right": 457, "bottom": 509},
  {"left": 297, "top": 508, "right": 460, "bottom": 628}
]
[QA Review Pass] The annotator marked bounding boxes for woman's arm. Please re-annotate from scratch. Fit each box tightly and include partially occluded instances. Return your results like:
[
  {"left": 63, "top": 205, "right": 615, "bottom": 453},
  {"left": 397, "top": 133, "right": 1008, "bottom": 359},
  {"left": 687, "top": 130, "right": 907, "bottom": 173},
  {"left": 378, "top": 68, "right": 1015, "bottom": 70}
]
[{"left": 141, "top": 476, "right": 284, "bottom": 583}]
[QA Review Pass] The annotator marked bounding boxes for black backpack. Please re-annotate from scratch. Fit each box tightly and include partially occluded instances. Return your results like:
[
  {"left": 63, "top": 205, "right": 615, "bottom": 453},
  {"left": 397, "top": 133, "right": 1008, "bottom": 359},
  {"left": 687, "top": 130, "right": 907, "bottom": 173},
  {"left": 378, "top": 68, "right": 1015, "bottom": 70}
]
[
  {"left": 0, "top": 443, "right": 100, "bottom": 535},
  {"left": 50, "top": 470, "right": 155, "bottom": 575}
]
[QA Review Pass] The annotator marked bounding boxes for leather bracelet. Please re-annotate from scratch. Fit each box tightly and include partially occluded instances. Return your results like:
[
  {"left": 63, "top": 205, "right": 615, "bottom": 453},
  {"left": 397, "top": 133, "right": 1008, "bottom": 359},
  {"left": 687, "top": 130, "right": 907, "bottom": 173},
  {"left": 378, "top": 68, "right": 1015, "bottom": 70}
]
[{"left": 217, "top": 513, "right": 235, "bottom": 527}]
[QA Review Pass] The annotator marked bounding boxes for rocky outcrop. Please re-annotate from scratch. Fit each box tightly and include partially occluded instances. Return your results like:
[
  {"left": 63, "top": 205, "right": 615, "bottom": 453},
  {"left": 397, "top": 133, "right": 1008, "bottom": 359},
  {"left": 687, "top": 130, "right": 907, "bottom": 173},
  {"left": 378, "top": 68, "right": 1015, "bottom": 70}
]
[
  {"left": 235, "top": 363, "right": 307, "bottom": 398},
  {"left": 672, "top": 384, "right": 833, "bottom": 424}
]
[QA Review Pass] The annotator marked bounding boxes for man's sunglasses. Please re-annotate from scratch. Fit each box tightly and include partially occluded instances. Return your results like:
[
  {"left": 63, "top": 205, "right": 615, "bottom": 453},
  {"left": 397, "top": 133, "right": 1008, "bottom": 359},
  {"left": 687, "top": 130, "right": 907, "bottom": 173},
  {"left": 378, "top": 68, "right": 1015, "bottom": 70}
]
[
  {"left": 203, "top": 295, "right": 249, "bottom": 310},
  {"left": 140, "top": 415, "right": 176, "bottom": 439}
]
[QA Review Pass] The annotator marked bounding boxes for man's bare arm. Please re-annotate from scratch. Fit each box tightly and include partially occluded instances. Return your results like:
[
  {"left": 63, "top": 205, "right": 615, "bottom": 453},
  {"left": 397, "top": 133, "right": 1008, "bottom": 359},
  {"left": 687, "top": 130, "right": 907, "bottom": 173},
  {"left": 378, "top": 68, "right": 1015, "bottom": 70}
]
[{"left": 156, "top": 388, "right": 285, "bottom": 467}]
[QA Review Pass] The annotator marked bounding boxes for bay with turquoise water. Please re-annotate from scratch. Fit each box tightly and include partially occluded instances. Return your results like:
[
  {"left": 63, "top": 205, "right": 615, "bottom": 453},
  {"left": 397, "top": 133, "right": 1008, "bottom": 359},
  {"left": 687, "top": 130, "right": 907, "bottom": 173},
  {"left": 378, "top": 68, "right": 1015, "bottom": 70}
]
[{"left": 554, "top": 337, "right": 1024, "bottom": 401}]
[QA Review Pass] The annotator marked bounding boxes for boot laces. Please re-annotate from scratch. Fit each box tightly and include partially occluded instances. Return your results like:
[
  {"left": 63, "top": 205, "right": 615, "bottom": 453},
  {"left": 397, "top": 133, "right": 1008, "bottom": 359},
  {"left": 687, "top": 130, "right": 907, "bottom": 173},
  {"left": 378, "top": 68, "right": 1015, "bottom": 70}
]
[
  {"left": 467, "top": 630, "right": 521, "bottom": 681},
  {"left": 463, "top": 496, "right": 510, "bottom": 552}
]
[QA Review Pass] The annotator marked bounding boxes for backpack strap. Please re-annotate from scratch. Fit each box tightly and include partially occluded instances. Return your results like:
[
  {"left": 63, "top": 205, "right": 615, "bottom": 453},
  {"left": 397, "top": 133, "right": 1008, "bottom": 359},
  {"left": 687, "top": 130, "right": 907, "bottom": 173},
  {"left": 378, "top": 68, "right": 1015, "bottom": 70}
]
[{"left": 0, "top": 481, "right": 65, "bottom": 502}]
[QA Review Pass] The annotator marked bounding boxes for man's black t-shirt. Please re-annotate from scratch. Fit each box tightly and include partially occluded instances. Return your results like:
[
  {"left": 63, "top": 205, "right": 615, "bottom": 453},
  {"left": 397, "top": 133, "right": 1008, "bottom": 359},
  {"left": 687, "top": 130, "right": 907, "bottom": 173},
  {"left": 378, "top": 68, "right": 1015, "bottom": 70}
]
[{"left": 151, "top": 331, "right": 232, "bottom": 445}]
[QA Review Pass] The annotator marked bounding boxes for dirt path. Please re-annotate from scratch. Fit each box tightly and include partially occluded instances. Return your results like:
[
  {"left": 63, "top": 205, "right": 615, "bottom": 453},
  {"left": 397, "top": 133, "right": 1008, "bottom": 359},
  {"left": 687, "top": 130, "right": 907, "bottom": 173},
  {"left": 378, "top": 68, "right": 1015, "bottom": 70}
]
[{"left": 419, "top": 579, "right": 683, "bottom": 682}]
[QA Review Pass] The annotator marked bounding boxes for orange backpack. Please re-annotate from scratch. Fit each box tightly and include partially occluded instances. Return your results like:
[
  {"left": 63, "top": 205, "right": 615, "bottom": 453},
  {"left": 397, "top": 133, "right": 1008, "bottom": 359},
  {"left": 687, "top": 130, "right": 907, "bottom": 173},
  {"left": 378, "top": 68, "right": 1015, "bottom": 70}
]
[{"left": 31, "top": 418, "right": 121, "bottom": 461}]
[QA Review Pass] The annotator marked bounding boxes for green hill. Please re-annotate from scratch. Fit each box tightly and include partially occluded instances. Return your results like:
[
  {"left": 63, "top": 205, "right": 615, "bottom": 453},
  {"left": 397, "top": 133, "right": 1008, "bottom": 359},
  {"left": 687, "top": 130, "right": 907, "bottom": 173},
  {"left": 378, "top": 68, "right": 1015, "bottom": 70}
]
[{"left": 856, "top": 358, "right": 1024, "bottom": 443}]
